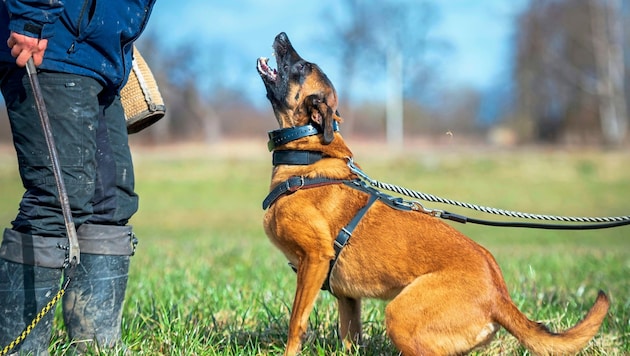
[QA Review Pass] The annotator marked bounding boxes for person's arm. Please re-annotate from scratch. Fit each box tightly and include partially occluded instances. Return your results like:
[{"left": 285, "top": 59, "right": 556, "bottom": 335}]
[{"left": 4, "top": 0, "right": 64, "bottom": 67}]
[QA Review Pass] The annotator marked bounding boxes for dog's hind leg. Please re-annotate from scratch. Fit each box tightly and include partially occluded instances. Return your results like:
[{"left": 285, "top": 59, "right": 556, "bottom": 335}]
[
  {"left": 338, "top": 296, "right": 362, "bottom": 350},
  {"left": 285, "top": 255, "right": 332, "bottom": 356},
  {"left": 385, "top": 273, "right": 499, "bottom": 356}
]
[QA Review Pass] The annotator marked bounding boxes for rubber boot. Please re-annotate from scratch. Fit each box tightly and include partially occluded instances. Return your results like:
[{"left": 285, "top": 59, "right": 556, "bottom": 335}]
[
  {"left": 62, "top": 254, "right": 130, "bottom": 354},
  {"left": 0, "top": 258, "right": 62, "bottom": 356}
]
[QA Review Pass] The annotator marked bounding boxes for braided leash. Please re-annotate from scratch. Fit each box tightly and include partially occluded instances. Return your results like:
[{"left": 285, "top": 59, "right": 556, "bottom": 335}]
[{"left": 346, "top": 158, "right": 630, "bottom": 226}]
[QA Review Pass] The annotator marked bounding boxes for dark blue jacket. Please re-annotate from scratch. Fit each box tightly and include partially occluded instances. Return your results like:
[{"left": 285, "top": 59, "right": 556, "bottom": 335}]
[{"left": 0, "top": 0, "right": 156, "bottom": 91}]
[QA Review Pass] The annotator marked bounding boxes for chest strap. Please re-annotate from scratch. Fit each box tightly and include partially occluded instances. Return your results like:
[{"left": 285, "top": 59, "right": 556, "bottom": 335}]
[
  {"left": 322, "top": 180, "right": 415, "bottom": 294},
  {"left": 322, "top": 192, "right": 379, "bottom": 294},
  {"left": 262, "top": 176, "right": 349, "bottom": 210}
]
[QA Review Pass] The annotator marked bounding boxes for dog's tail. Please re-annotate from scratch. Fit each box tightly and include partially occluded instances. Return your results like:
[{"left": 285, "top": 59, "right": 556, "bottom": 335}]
[{"left": 494, "top": 290, "right": 609, "bottom": 355}]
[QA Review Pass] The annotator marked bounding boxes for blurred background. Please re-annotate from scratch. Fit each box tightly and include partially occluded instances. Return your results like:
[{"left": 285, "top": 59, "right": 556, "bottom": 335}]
[{"left": 3, "top": 0, "right": 630, "bottom": 149}]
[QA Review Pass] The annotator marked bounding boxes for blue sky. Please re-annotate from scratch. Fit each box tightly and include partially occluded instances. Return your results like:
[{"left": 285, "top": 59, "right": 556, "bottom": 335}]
[{"left": 144, "top": 1, "right": 528, "bottom": 102}]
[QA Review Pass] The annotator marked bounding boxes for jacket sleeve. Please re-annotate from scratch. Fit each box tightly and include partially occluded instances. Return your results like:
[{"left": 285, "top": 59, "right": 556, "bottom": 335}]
[{"left": 5, "top": 0, "right": 64, "bottom": 39}]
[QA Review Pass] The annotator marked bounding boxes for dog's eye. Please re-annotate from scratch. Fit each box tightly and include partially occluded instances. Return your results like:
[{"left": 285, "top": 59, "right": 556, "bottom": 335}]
[{"left": 293, "top": 62, "right": 310, "bottom": 75}]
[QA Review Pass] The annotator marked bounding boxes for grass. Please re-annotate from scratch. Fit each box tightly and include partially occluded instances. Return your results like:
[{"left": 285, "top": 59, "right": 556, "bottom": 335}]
[{"left": 0, "top": 141, "right": 629, "bottom": 355}]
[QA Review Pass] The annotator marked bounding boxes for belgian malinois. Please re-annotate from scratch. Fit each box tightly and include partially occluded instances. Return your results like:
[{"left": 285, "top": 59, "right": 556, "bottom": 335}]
[{"left": 257, "top": 32, "right": 609, "bottom": 356}]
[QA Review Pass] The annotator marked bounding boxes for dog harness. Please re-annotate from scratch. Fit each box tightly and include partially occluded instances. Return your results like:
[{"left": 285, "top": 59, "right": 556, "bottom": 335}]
[{"left": 263, "top": 123, "right": 414, "bottom": 295}]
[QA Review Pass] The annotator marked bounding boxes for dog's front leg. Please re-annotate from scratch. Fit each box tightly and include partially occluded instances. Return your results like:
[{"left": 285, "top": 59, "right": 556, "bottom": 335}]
[
  {"left": 285, "top": 255, "right": 331, "bottom": 356},
  {"left": 338, "top": 296, "right": 362, "bottom": 351}
]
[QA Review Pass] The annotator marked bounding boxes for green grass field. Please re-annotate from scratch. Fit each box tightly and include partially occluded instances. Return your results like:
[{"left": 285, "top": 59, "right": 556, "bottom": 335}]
[{"left": 0, "top": 141, "right": 628, "bottom": 355}]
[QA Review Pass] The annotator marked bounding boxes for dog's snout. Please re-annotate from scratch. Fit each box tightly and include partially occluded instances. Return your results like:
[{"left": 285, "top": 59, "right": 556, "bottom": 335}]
[
  {"left": 275, "top": 32, "right": 289, "bottom": 43},
  {"left": 273, "top": 32, "right": 291, "bottom": 58}
]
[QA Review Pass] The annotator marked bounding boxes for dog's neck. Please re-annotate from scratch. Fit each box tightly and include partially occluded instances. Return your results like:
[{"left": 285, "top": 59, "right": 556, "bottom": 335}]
[
  {"left": 276, "top": 134, "right": 352, "bottom": 158},
  {"left": 267, "top": 121, "right": 352, "bottom": 159},
  {"left": 267, "top": 125, "right": 355, "bottom": 187}
]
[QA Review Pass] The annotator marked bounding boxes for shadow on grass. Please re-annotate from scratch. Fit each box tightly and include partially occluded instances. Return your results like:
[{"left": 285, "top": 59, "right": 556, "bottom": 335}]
[{"left": 125, "top": 294, "right": 399, "bottom": 355}]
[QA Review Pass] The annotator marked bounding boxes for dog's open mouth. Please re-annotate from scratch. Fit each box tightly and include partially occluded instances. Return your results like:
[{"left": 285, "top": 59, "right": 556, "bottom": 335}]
[
  {"left": 257, "top": 33, "right": 297, "bottom": 107},
  {"left": 257, "top": 57, "right": 277, "bottom": 83}
]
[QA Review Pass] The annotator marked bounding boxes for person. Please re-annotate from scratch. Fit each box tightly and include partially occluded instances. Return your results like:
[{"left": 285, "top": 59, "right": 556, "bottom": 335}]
[{"left": 0, "top": 0, "right": 156, "bottom": 354}]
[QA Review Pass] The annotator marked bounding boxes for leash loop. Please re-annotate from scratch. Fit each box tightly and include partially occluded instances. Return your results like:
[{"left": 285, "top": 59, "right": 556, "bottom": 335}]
[{"left": 346, "top": 157, "right": 375, "bottom": 183}]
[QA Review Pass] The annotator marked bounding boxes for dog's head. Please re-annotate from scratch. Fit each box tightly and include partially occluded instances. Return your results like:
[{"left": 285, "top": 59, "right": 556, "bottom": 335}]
[{"left": 257, "top": 32, "right": 340, "bottom": 144}]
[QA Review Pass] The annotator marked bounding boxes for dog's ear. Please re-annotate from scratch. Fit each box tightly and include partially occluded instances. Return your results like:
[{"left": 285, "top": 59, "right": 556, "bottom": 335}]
[{"left": 307, "top": 94, "right": 335, "bottom": 144}]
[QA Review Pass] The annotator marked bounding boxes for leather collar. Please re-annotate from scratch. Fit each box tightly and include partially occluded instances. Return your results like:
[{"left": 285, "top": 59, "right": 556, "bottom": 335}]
[{"left": 267, "top": 121, "right": 339, "bottom": 151}]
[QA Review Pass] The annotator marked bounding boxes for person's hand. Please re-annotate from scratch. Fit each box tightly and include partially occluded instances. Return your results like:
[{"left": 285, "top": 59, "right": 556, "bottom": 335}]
[{"left": 7, "top": 31, "right": 48, "bottom": 67}]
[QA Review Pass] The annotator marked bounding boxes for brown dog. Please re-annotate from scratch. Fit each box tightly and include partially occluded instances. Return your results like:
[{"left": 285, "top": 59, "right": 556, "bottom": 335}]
[{"left": 257, "top": 32, "right": 609, "bottom": 356}]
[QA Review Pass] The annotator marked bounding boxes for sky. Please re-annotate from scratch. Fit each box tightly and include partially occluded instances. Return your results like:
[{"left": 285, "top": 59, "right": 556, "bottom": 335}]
[{"left": 143, "top": 0, "right": 529, "bottom": 104}]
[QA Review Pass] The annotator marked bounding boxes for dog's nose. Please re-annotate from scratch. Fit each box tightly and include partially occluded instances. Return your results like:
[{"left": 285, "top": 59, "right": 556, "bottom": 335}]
[{"left": 276, "top": 32, "right": 288, "bottom": 43}]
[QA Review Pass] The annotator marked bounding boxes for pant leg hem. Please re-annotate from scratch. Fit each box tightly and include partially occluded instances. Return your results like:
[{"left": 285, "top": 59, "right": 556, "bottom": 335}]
[
  {"left": 76, "top": 224, "right": 136, "bottom": 256},
  {"left": 0, "top": 228, "right": 68, "bottom": 268}
]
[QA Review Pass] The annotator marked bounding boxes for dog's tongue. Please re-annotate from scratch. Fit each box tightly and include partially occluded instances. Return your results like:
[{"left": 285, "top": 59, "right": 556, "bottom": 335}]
[{"left": 257, "top": 57, "right": 277, "bottom": 81}]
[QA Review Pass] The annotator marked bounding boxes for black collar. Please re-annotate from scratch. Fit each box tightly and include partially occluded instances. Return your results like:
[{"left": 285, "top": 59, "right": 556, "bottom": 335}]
[
  {"left": 267, "top": 121, "right": 339, "bottom": 151},
  {"left": 272, "top": 150, "right": 323, "bottom": 166}
]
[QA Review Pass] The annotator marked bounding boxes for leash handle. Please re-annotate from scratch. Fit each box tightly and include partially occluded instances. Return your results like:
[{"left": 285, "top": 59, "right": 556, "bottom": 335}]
[
  {"left": 440, "top": 211, "right": 630, "bottom": 230},
  {"left": 25, "top": 58, "right": 80, "bottom": 266}
]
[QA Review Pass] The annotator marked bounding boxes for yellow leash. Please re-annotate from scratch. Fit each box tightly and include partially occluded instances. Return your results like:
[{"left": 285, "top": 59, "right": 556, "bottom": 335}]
[{"left": 0, "top": 271, "right": 73, "bottom": 356}]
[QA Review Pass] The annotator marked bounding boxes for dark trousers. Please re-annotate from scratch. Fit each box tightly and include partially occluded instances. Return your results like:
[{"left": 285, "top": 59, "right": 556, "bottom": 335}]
[{"left": 0, "top": 65, "right": 138, "bottom": 267}]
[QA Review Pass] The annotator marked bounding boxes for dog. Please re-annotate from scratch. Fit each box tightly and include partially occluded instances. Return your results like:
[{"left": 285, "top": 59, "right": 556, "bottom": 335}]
[{"left": 257, "top": 32, "right": 609, "bottom": 356}]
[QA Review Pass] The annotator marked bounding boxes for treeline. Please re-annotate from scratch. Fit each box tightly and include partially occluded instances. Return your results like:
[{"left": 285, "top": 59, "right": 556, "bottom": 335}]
[{"left": 1, "top": 0, "right": 628, "bottom": 147}]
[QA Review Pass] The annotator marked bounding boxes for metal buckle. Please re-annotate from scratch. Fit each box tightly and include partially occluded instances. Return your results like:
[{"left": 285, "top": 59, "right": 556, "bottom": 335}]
[
  {"left": 410, "top": 201, "right": 442, "bottom": 217},
  {"left": 130, "top": 231, "right": 139, "bottom": 256},
  {"left": 287, "top": 176, "right": 305, "bottom": 192}
]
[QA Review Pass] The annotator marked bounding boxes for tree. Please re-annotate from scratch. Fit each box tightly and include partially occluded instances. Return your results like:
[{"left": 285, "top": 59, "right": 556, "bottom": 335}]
[
  {"left": 326, "top": 0, "right": 438, "bottom": 147},
  {"left": 590, "top": 0, "right": 628, "bottom": 145},
  {"left": 513, "top": 0, "right": 628, "bottom": 145},
  {"left": 133, "top": 36, "right": 250, "bottom": 143}
]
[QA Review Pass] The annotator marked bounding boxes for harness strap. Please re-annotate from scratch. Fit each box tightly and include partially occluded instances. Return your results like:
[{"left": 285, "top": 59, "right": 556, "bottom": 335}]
[
  {"left": 323, "top": 192, "right": 379, "bottom": 294},
  {"left": 344, "top": 179, "right": 414, "bottom": 211},
  {"left": 262, "top": 176, "right": 349, "bottom": 210},
  {"left": 272, "top": 150, "right": 323, "bottom": 166}
]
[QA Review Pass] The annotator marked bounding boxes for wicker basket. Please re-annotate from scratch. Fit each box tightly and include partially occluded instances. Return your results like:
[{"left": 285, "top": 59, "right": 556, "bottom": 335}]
[{"left": 120, "top": 47, "right": 165, "bottom": 134}]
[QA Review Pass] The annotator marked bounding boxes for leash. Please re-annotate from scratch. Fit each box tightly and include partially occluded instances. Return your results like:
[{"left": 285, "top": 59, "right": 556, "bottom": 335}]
[
  {"left": 346, "top": 157, "right": 630, "bottom": 230},
  {"left": 0, "top": 266, "right": 75, "bottom": 356},
  {"left": 26, "top": 58, "right": 80, "bottom": 265}
]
